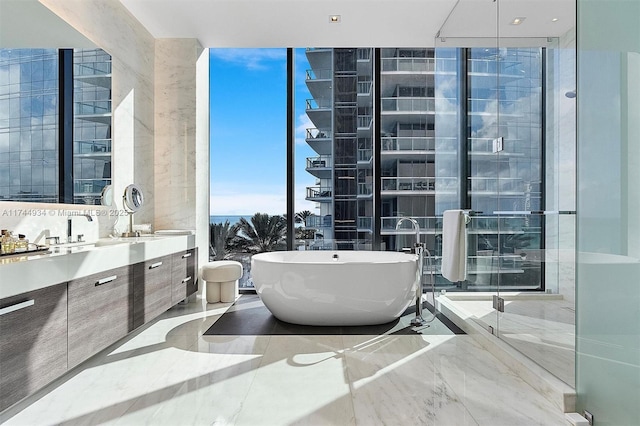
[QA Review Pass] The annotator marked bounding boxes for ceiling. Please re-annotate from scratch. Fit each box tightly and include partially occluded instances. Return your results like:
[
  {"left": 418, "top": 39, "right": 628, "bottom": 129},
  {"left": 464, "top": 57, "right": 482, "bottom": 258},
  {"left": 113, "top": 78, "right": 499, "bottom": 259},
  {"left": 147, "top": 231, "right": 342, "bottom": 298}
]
[
  {"left": 118, "top": 0, "right": 576, "bottom": 48},
  {"left": 0, "top": 0, "right": 575, "bottom": 49}
]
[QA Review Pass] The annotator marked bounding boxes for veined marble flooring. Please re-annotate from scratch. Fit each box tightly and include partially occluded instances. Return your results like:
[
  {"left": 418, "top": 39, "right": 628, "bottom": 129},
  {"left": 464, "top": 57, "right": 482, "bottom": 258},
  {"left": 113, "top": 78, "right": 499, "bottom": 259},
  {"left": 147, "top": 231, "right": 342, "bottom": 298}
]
[
  {"left": 448, "top": 297, "right": 575, "bottom": 387},
  {"left": 1, "top": 296, "right": 567, "bottom": 426}
]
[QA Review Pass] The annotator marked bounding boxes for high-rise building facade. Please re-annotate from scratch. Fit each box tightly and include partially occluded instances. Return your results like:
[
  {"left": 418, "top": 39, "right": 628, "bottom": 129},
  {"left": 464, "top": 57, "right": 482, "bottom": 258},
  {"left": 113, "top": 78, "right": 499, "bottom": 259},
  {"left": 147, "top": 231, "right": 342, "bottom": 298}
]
[{"left": 305, "top": 47, "right": 544, "bottom": 291}]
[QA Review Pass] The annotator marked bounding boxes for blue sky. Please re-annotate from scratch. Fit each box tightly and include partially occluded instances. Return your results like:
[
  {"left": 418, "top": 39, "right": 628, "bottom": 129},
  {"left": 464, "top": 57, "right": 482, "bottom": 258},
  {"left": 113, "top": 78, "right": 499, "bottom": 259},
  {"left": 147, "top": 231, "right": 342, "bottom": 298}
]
[{"left": 209, "top": 48, "right": 317, "bottom": 215}]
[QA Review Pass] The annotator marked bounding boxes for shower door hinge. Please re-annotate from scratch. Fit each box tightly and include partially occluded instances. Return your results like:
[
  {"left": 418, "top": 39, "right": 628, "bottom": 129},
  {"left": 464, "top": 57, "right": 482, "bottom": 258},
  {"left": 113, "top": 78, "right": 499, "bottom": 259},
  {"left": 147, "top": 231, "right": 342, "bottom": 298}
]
[
  {"left": 493, "top": 295, "right": 505, "bottom": 312},
  {"left": 492, "top": 136, "right": 504, "bottom": 153}
]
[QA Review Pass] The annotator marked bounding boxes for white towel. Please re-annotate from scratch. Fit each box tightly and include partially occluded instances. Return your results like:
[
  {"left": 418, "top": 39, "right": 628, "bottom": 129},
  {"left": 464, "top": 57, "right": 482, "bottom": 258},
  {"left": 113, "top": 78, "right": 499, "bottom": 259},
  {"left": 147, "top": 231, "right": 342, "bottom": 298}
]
[{"left": 441, "top": 210, "right": 467, "bottom": 282}]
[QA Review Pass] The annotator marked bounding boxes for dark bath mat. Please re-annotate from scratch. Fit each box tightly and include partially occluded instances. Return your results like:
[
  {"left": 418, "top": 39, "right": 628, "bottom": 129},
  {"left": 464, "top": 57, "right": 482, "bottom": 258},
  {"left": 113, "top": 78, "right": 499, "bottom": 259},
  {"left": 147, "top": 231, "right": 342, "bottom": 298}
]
[{"left": 204, "top": 294, "right": 464, "bottom": 336}]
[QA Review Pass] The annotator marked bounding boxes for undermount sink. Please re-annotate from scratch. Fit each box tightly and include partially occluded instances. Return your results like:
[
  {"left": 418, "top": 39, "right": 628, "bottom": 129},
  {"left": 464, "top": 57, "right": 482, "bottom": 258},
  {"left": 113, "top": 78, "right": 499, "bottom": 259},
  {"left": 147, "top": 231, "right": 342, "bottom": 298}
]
[
  {"left": 94, "top": 238, "right": 129, "bottom": 247},
  {"left": 94, "top": 235, "right": 159, "bottom": 247},
  {"left": 53, "top": 241, "right": 96, "bottom": 248}
]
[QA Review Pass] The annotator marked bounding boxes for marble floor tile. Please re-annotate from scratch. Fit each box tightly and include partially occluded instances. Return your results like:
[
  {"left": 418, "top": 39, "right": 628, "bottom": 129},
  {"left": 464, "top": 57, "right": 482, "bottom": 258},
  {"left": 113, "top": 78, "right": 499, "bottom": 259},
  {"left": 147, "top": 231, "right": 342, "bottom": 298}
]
[
  {"left": 429, "top": 336, "right": 567, "bottom": 426},
  {"left": 343, "top": 335, "right": 478, "bottom": 425},
  {"left": 451, "top": 298, "right": 575, "bottom": 387},
  {"left": 235, "top": 335, "right": 355, "bottom": 426},
  {"left": 2, "top": 296, "right": 568, "bottom": 426}
]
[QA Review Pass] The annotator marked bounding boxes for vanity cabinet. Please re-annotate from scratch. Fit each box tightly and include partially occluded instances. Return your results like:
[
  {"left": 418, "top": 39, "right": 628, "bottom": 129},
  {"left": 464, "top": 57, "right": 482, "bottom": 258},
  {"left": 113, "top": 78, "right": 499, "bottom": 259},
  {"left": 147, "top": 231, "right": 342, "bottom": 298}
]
[
  {"left": 67, "top": 265, "right": 134, "bottom": 369},
  {"left": 171, "top": 248, "right": 198, "bottom": 305},
  {"left": 0, "top": 283, "right": 68, "bottom": 411},
  {"left": 133, "top": 255, "right": 172, "bottom": 328},
  {"left": 1, "top": 243, "right": 198, "bottom": 412}
]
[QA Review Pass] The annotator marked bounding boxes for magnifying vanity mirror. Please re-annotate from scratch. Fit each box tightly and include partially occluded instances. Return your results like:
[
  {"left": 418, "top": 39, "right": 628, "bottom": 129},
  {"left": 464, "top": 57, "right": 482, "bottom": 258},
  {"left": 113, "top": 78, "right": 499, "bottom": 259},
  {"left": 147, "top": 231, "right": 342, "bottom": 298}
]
[
  {"left": 122, "top": 184, "right": 144, "bottom": 237},
  {"left": 123, "top": 184, "right": 144, "bottom": 213},
  {"left": 100, "top": 185, "right": 114, "bottom": 207}
]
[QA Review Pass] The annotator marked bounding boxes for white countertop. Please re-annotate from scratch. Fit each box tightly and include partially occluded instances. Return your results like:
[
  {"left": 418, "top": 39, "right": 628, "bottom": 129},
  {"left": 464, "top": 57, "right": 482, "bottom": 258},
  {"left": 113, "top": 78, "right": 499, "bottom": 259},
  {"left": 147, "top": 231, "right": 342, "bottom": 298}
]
[{"left": 1, "top": 234, "right": 197, "bottom": 299}]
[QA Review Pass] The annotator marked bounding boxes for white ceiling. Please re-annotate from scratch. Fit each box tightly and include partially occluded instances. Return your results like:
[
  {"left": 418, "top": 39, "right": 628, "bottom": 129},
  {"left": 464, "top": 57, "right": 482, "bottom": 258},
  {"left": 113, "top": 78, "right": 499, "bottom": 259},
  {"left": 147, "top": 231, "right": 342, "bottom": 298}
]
[
  {"left": 0, "top": 0, "right": 575, "bottom": 49},
  {"left": 119, "top": 0, "right": 576, "bottom": 48}
]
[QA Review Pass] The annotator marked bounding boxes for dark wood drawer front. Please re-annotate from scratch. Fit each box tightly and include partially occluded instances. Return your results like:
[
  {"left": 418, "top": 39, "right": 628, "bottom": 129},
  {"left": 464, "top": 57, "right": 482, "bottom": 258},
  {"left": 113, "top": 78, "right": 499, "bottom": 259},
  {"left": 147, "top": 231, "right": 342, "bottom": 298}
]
[
  {"left": 0, "top": 283, "right": 68, "bottom": 411},
  {"left": 171, "top": 248, "right": 198, "bottom": 305},
  {"left": 134, "top": 255, "right": 172, "bottom": 328},
  {"left": 68, "top": 265, "right": 134, "bottom": 369}
]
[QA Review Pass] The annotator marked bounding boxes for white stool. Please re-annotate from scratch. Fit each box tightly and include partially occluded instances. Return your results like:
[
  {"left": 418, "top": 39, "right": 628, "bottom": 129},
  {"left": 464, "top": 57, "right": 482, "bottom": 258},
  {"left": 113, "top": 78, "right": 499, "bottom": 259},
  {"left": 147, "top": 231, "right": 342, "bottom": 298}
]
[{"left": 201, "top": 261, "right": 243, "bottom": 303}]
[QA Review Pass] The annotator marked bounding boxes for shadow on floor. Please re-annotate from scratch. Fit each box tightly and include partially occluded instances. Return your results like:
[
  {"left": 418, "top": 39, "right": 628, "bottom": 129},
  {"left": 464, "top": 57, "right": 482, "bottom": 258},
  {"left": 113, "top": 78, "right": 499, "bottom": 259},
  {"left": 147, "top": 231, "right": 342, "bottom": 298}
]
[{"left": 204, "top": 294, "right": 464, "bottom": 336}]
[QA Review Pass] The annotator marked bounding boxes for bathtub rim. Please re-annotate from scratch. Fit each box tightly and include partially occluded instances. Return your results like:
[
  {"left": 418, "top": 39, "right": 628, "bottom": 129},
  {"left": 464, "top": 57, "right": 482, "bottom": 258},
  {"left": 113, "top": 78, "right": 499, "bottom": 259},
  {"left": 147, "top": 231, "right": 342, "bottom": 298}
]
[{"left": 251, "top": 250, "right": 418, "bottom": 266}]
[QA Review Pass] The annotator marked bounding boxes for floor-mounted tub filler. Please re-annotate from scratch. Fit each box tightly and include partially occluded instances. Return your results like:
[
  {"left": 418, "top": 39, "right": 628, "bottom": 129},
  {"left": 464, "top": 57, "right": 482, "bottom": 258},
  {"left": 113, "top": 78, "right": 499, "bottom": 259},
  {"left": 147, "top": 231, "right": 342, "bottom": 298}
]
[{"left": 251, "top": 250, "right": 419, "bottom": 326}]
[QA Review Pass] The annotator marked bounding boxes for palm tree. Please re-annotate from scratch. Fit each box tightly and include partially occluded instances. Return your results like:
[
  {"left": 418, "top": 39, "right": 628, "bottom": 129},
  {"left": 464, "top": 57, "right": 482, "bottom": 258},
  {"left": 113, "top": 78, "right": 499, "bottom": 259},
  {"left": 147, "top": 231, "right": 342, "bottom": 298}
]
[
  {"left": 209, "top": 221, "right": 237, "bottom": 260},
  {"left": 231, "top": 213, "right": 286, "bottom": 254},
  {"left": 294, "top": 210, "right": 313, "bottom": 226}
]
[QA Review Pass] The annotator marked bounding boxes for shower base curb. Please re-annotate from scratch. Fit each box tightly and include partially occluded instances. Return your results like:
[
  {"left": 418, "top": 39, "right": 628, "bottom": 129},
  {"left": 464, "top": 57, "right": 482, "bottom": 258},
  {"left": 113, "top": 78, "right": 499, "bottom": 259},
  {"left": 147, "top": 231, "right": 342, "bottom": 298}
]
[{"left": 436, "top": 295, "right": 576, "bottom": 414}]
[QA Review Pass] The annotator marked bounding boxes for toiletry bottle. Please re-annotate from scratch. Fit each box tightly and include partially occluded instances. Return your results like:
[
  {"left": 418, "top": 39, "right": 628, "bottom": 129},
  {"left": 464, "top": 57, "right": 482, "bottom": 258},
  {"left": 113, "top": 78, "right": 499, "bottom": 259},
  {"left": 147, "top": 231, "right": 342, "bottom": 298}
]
[
  {"left": 14, "top": 234, "right": 28, "bottom": 252},
  {"left": 1, "top": 230, "right": 15, "bottom": 254},
  {"left": 6, "top": 231, "right": 16, "bottom": 254},
  {"left": 0, "top": 230, "right": 6, "bottom": 254}
]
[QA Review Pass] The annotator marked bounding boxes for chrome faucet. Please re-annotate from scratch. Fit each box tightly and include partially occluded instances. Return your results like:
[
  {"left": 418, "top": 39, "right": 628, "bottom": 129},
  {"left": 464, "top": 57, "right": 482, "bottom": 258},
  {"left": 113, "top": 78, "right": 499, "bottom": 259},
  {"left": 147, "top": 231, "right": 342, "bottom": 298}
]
[
  {"left": 396, "top": 217, "right": 426, "bottom": 326},
  {"left": 67, "top": 214, "right": 93, "bottom": 243},
  {"left": 45, "top": 236, "right": 60, "bottom": 245}
]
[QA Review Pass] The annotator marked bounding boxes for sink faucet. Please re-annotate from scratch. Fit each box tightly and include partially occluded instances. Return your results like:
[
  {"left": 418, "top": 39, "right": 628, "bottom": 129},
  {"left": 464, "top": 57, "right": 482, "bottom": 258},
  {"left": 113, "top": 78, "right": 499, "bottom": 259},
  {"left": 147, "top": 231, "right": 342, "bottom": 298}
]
[
  {"left": 396, "top": 217, "right": 426, "bottom": 326},
  {"left": 45, "top": 236, "right": 60, "bottom": 245},
  {"left": 67, "top": 214, "right": 93, "bottom": 243}
]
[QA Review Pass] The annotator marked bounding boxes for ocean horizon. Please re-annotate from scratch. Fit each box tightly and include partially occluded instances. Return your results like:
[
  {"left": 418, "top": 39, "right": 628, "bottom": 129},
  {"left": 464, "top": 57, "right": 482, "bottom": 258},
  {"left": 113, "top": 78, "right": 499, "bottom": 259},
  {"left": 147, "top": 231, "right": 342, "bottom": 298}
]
[{"left": 209, "top": 215, "right": 248, "bottom": 225}]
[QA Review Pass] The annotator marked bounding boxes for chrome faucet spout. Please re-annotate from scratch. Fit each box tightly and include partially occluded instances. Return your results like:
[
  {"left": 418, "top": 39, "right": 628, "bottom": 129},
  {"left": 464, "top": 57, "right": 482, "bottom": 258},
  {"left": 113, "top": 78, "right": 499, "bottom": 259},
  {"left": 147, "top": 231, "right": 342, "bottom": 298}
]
[
  {"left": 67, "top": 214, "right": 93, "bottom": 243},
  {"left": 395, "top": 217, "right": 421, "bottom": 250}
]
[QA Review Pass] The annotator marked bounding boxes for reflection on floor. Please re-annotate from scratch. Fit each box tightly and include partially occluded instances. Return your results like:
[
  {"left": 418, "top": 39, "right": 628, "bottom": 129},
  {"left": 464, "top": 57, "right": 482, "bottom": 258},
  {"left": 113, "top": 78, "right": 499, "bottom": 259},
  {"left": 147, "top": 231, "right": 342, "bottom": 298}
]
[
  {"left": 2, "top": 296, "right": 567, "bottom": 425},
  {"left": 446, "top": 295, "right": 575, "bottom": 387}
]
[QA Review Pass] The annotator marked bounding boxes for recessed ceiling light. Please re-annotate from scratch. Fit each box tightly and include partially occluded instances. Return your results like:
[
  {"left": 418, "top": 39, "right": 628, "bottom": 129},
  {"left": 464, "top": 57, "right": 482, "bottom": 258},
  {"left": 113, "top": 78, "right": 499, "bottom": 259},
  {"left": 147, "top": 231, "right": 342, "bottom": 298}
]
[
  {"left": 329, "top": 15, "right": 341, "bottom": 23},
  {"left": 511, "top": 17, "right": 526, "bottom": 25},
  {"left": 552, "top": 18, "right": 559, "bottom": 22}
]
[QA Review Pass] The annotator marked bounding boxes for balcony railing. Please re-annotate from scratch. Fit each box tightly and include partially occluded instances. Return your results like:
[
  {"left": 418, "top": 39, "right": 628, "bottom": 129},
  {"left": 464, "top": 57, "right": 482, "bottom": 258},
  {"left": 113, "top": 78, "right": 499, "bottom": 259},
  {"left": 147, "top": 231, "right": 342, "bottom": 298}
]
[
  {"left": 382, "top": 216, "right": 440, "bottom": 233},
  {"left": 381, "top": 177, "right": 436, "bottom": 192},
  {"left": 306, "top": 186, "right": 332, "bottom": 200},
  {"left": 469, "top": 137, "right": 524, "bottom": 155},
  {"left": 74, "top": 139, "right": 112, "bottom": 154},
  {"left": 357, "top": 81, "right": 372, "bottom": 95},
  {"left": 357, "top": 216, "right": 373, "bottom": 230},
  {"left": 357, "top": 115, "right": 372, "bottom": 129},
  {"left": 75, "top": 100, "right": 111, "bottom": 115},
  {"left": 306, "top": 68, "right": 332, "bottom": 80},
  {"left": 74, "top": 60, "right": 112, "bottom": 76},
  {"left": 305, "top": 215, "right": 332, "bottom": 228},
  {"left": 381, "top": 97, "right": 435, "bottom": 113},
  {"left": 306, "top": 155, "right": 332, "bottom": 169},
  {"left": 306, "top": 128, "right": 332, "bottom": 139},
  {"left": 73, "top": 178, "right": 110, "bottom": 195},
  {"left": 435, "top": 137, "right": 458, "bottom": 151},
  {"left": 468, "top": 58, "right": 530, "bottom": 77},
  {"left": 357, "top": 148, "right": 373, "bottom": 162},
  {"left": 381, "top": 137, "right": 436, "bottom": 152},
  {"left": 357, "top": 49, "right": 372, "bottom": 61},
  {"left": 306, "top": 98, "right": 332, "bottom": 110},
  {"left": 357, "top": 182, "right": 373, "bottom": 197},
  {"left": 381, "top": 57, "right": 435, "bottom": 72},
  {"left": 307, "top": 239, "right": 373, "bottom": 251},
  {"left": 381, "top": 215, "right": 542, "bottom": 234},
  {"left": 469, "top": 177, "right": 524, "bottom": 193}
]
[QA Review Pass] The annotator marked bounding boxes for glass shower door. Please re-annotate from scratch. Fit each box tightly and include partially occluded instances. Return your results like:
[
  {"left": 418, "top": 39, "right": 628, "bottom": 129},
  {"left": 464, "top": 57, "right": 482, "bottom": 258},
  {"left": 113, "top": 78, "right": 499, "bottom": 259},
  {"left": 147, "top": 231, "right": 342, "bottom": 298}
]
[{"left": 493, "top": 0, "right": 576, "bottom": 388}]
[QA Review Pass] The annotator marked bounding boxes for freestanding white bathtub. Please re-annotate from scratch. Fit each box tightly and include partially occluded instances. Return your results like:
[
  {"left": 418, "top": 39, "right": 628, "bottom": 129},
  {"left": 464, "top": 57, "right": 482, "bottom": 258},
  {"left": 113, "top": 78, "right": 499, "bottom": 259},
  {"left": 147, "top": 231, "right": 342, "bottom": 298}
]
[{"left": 251, "top": 250, "right": 419, "bottom": 326}]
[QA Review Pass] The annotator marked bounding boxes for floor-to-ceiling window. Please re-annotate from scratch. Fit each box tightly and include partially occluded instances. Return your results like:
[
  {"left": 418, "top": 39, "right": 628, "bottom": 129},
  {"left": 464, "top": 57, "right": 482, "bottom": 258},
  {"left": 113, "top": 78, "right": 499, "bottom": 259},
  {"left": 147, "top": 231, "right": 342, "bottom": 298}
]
[
  {"left": 210, "top": 47, "right": 547, "bottom": 292},
  {"left": 209, "top": 48, "right": 288, "bottom": 288}
]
